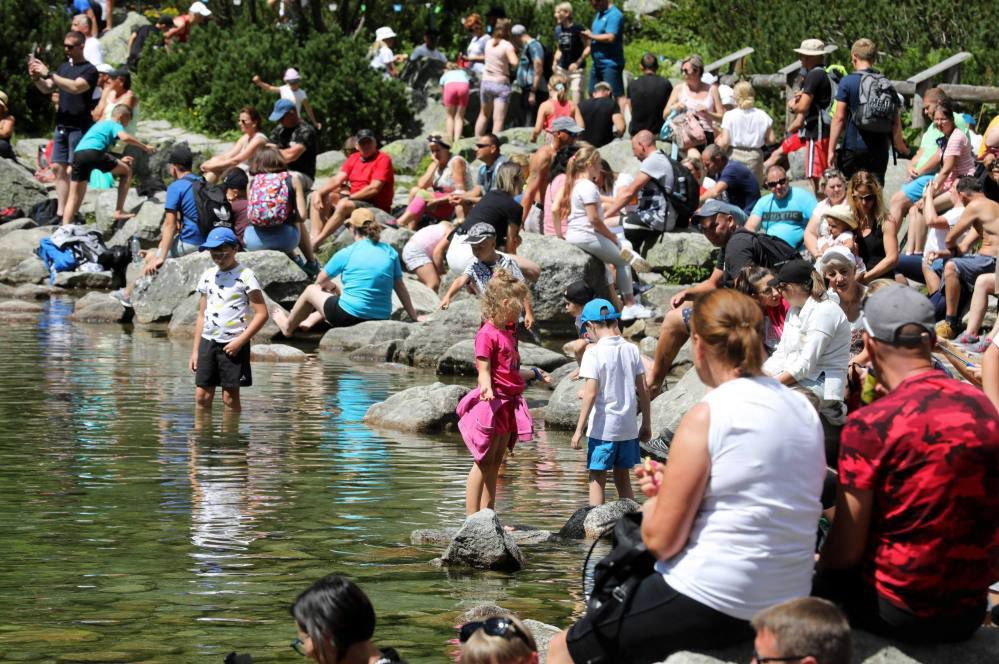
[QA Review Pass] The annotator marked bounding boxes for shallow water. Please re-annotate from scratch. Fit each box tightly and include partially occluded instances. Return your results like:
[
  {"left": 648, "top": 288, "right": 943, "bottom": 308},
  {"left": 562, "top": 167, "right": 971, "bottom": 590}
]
[{"left": 0, "top": 299, "right": 604, "bottom": 663}]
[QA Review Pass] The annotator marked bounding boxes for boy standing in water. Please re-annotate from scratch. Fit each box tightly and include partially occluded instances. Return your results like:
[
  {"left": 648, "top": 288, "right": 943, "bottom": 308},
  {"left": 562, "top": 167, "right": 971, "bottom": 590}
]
[
  {"left": 571, "top": 298, "right": 651, "bottom": 505},
  {"left": 190, "top": 228, "right": 269, "bottom": 411}
]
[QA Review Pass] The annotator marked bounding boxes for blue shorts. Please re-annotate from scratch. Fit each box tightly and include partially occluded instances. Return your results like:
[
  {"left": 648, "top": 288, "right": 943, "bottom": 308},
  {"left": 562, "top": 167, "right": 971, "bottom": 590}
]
[
  {"left": 949, "top": 254, "right": 996, "bottom": 292},
  {"left": 589, "top": 63, "right": 625, "bottom": 97},
  {"left": 587, "top": 437, "right": 641, "bottom": 471},
  {"left": 51, "top": 125, "right": 86, "bottom": 166},
  {"left": 896, "top": 254, "right": 943, "bottom": 283},
  {"left": 901, "top": 174, "right": 934, "bottom": 203},
  {"left": 243, "top": 223, "right": 300, "bottom": 253}
]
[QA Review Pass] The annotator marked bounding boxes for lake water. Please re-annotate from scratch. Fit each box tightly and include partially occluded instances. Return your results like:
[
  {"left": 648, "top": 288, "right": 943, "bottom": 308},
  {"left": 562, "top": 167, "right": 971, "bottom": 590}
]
[{"left": 0, "top": 299, "right": 602, "bottom": 663}]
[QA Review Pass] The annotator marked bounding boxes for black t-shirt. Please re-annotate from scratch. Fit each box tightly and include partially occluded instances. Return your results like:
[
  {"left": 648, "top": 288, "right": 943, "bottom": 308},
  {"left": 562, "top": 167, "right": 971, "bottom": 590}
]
[
  {"left": 55, "top": 61, "right": 99, "bottom": 129},
  {"left": 457, "top": 190, "right": 522, "bottom": 248},
  {"left": 270, "top": 121, "right": 318, "bottom": 179},
  {"left": 800, "top": 66, "right": 832, "bottom": 139},
  {"left": 555, "top": 23, "right": 586, "bottom": 69},
  {"left": 716, "top": 228, "right": 795, "bottom": 286},
  {"left": 628, "top": 74, "right": 673, "bottom": 136},
  {"left": 579, "top": 97, "right": 619, "bottom": 148}
]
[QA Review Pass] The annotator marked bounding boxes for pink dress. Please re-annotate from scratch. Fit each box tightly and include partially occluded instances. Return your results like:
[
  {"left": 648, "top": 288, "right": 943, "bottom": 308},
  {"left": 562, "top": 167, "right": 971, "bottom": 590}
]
[{"left": 456, "top": 322, "right": 533, "bottom": 462}]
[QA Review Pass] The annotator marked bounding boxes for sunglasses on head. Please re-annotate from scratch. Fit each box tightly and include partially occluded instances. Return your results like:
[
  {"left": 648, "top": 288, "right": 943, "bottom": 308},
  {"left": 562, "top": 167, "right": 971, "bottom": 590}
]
[
  {"left": 854, "top": 193, "right": 876, "bottom": 202},
  {"left": 765, "top": 178, "right": 788, "bottom": 189},
  {"left": 458, "top": 617, "right": 531, "bottom": 647}
]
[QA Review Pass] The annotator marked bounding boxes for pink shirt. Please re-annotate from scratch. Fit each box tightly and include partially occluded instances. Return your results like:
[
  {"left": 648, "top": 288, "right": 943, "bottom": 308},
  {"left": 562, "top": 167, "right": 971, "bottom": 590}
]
[
  {"left": 543, "top": 173, "right": 568, "bottom": 236},
  {"left": 410, "top": 222, "right": 449, "bottom": 256},
  {"left": 483, "top": 39, "right": 516, "bottom": 84},
  {"left": 942, "top": 130, "right": 976, "bottom": 191},
  {"left": 475, "top": 321, "right": 524, "bottom": 397}
]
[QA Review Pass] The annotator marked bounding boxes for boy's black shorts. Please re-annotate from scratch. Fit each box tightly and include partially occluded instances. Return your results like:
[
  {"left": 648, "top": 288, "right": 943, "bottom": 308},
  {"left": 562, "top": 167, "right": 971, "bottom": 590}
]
[
  {"left": 195, "top": 337, "right": 252, "bottom": 389},
  {"left": 71, "top": 149, "right": 120, "bottom": 182}
]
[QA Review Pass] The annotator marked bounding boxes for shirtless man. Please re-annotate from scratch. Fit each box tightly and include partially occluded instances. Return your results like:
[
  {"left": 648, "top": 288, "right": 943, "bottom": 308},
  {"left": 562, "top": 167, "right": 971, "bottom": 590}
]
[
  {"left": 937, "top": 176, "right": 999, "bottom": 339},
  {"left": 520, "top": 116, "right": 581, "bottom": 230}
]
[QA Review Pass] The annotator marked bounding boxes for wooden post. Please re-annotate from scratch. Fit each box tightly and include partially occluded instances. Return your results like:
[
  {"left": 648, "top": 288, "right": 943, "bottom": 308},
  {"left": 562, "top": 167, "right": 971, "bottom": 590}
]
[{"left": 905, "top": 52, "right": 972, "bottom": 129}]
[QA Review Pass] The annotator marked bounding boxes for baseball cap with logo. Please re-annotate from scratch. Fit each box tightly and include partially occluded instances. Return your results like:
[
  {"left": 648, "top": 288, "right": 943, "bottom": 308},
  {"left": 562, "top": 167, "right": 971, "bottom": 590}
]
[{"left": 466, "top": 223, "right": 497, "bottom": 245}]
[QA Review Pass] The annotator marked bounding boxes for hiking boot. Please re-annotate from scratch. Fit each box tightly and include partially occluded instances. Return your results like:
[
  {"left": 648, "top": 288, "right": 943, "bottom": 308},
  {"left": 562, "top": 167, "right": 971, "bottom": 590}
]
[
  {"left": 934, "top": 319, "right": 956, "bottom": 340},
  {"left": 109, "top": 288, "right": 132, "bottom": 308},
  {"left": 954, "top": 331, "right": 980, "bottom": 345}
]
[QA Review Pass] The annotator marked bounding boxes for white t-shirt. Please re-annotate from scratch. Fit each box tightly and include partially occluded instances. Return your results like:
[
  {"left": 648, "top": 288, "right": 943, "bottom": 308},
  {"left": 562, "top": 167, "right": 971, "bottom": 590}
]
[
  {"left": 280, "top": 85, "right": 307, "bottom": 114},
  {"left": 370, "top": 46, "right": 394, "bottom": 76},
  {"left": 924, "top": 205, "right": 966, "bottom": 255},
  {"left": 84, "top": 37, "right": 104, "bottom": 67},
  {"left": 658, "top": 376, "right": 825, "bottom": 620},
  {"left": 721, "top": 108, "right": 772, "bottom": 149},
  {"left": 578, "top": 335, "right": 645, "bottom": 441},
  {"left": 565, "top": 178, "right": 603, "bottom": 244},
  {"left": 197, "top": 264, "right": 263, "bottom": 343}
]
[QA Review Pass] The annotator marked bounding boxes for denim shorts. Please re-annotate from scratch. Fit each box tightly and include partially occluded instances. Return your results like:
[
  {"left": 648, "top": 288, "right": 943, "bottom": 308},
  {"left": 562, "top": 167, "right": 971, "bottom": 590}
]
[
  {"left": 589, "top": 63, "right": 624, "bottom": 97},
  {"left": 587, "top": 437, "right": 641, "bottom": 471},
  {"left": 243, "top": 223, "right": 300, "bottom": 253},
  {"left": 51, "top": 125, "right": 85, "bottom": 166}
]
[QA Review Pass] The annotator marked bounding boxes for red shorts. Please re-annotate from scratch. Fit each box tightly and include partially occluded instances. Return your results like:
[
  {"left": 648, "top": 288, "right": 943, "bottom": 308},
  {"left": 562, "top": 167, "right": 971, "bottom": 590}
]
[
  {"left": 781, "top": 134, "right": 830, "bottom": 180},
  {"left": 443, "top": 82, "right": 470, "bottom": 107}
]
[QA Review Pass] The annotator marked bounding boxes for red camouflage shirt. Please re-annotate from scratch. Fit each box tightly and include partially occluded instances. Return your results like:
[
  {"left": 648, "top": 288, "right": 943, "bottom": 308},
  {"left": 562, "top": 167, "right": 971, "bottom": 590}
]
[{"left": 838, "top": 370, "right": 999, "bottom": 617}]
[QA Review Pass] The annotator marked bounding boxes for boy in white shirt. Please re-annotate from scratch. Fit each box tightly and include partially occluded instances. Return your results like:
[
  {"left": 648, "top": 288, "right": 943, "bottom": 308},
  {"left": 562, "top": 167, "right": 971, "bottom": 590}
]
[
  {"left": 190, "top": 228, "right": 269, "bottom": 412},
  {"left": 571, "top": 299, "right": 652, "bottom": 505}
]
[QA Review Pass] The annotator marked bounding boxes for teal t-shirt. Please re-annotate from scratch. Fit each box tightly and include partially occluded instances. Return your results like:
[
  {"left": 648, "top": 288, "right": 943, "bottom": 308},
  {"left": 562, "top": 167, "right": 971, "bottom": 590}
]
[
  {"left": 749, "top": 186, "right": 817, "bottom": 251},
  {"left": 323, "top": 239, "right": 403, "bottom": 320},
  {"left": 75, "top": 120, "right": 125, "bottom": 153}
]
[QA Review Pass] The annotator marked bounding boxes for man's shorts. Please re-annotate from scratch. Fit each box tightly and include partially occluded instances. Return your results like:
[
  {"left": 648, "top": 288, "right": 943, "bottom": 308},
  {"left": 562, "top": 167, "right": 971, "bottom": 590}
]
[
  {"left": 51, "top": 125, "right": 85, "bottom": 166},
  {"left": 950, "top": 254, "right": 997, "bottom": 292},
  {"left": 590, "top": 63, "right": 625, "bottom": 98},
  {"left": 780, "top": 134, "right": 830, "bottom": 180},
  {"left": 681, "top": 302, "right": 694, "bottom": 331},
  {"left": 587, "top": 437, "right": 641, "bottom": 471},
  {"left": 71, "top": 149, "right": 119, "bottom": 182},
  {"left": 901, "top": 174, "right": 934, "bottom": 203},
  {"left": 195, "top": 337, "right": 252, "bottom": 389}
]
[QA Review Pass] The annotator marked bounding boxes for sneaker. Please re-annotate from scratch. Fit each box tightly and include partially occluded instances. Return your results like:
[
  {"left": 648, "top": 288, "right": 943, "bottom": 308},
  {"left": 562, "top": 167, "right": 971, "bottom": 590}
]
[
  {"left": 620, "top": 246, "right": 652, "bottom": 273},
  {"left": 955, "top": 331, "right": 981, "bottom": 345},
  {"left": 621, "top": 303, "right": 656, "bottom": 320},
  {"left": 968, "top": 336, "right": 993, "bottom": 354},
  {"left": 109, "top": 288, "right": 132, "bottom": 308},
  {"left": 303, "top": 259, "right": 321, "bottom": 279},
  {"left": 934, "top": 319, "right": 956, "bottom": 340}
]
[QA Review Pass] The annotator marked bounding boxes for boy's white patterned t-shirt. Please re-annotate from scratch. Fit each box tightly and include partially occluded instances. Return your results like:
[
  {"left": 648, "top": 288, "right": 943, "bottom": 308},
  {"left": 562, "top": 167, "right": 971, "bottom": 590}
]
[{"left": 196, "top": 265, "right": 262, "bottom": 342}]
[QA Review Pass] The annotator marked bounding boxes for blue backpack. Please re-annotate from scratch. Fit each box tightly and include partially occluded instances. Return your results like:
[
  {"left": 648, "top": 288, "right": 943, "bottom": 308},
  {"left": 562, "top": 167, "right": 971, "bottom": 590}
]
[{"left": 37, "top": 237, "right": 78, "bottom": 282}]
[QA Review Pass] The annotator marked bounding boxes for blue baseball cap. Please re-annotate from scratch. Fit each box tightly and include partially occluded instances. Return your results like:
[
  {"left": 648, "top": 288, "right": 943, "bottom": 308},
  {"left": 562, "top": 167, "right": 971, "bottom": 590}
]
[
  {"left": 269, "top": 99, "right": 297, "bottom": 121},
  {"left": 200, "top": 227, "right": 239, "bottom": 250},
  {"left": 579, "top": 298, "right": 620, "bottom": 335}
]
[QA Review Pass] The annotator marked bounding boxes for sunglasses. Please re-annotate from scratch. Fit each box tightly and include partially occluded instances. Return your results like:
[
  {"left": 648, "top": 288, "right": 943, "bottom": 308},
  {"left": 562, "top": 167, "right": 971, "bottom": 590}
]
[
  {"left": 475, "top": 142, "right": 493, "bottom": 149},
  {"left": 765, "top": 178, "right": 788, "bottom": 189},
  {"left": 63, "top": 42, "right": 80, "bottom": 49},
  {"left": 752, "top": 651, "right": 809, "bottom": 663},
  {"left": 681, "top": 68, "right": 697, "bottom": 75},
  {"left": 458, "top": 617, "right": 531, "bottom": 647},
  {"left": 854, "top": 193, "right": 876, "bottom": 202}
]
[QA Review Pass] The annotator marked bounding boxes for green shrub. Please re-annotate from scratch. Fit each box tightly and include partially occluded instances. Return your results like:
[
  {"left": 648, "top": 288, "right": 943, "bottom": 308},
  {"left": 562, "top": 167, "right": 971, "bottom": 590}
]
[
  {"left": 134, "top": 21, "right": 415, "bottom": 151},
  {"left": 0, "top": 2, "right": 67, "bottom": 137}
]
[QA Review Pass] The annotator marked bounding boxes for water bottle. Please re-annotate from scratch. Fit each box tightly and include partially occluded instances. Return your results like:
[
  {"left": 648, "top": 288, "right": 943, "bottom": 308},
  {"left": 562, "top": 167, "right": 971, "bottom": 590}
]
[{"left": 130, "top": 236, "right": 142, "bottom": 263}]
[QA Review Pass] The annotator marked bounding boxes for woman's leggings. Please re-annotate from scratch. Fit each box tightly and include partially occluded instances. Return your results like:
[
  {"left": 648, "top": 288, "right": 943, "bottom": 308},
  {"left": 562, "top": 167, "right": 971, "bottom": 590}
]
[{"left": 569, "top": 233, "right": 633, "bottom": 296}]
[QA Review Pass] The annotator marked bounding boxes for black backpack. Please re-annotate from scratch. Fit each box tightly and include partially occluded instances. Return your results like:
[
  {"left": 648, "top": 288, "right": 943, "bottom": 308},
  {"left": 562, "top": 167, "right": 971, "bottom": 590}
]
[
  {"left": 550, "top": 143, "right": 581, "bottom": 179},
  {"left": 642, "top": 152, "right": 699, "bottom": 231},
  {"left": 187, "top": 178, "right": 234, "bottom": 239},
  {"left": 853, "top": 70, "right": 900, "bottom": 134},
  {"left": 737, "top": 228, "right": 798, "bottom": 269}
]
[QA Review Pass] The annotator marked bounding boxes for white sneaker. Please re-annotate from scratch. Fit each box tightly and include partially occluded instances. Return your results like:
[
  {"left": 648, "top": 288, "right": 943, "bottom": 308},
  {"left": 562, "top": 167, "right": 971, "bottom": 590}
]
[{"left": 621, "top": 303, "right": 656, "bottom": 320}]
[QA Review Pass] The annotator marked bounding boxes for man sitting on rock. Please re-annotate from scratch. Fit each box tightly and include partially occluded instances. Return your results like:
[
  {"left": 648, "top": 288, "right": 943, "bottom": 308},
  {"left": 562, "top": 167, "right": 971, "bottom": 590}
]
[
  {"left": 268, "top": 99, "right": 318, "bottom": 190},
  {"left": 699, "top": 143, "right": 760, "bottom": 216},
  {"left": 451, "top": 133, "right": 507, "bottom": 211},
  {"left": 308, "top": 129, "right": 395, "bottom": 252},
  {"left": 644, "top": 199, "right": 798, "bottom": 393}
]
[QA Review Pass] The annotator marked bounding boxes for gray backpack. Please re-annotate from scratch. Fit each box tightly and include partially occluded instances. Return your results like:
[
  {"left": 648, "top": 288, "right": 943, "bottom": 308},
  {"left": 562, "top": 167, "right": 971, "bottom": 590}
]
[{"left": 853, "top": 70, "right": 900, "bottom": 134}]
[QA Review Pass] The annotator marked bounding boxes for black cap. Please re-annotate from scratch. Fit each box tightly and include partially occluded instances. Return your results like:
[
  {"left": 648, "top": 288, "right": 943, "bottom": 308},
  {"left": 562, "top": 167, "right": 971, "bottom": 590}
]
[
  {"left": 355, "top": 128, "right": 376, "bottom": 143},
  {"left": 168, "top": 144, "right": 194, "bottom": 169},
  {"left": 771, "top": 259, "right": 815, "bottom": 288},
  {"left": 222, "top": 168, "right": 248, "bottom": 190},
  {"left": 563, "top": 279, "right": 595, "bottom": 305}
]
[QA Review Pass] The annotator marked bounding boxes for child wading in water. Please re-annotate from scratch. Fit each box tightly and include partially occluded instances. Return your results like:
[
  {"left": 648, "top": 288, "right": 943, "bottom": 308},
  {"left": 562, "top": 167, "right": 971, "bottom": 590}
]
[
  {"left": 457, "top": 270, "right": 550, "bottom": 516},
  {"left": 190, "top": 228, "right": 269, "bottom": 411},
  {"left": 571, "top": 298, "right": 652, "bottom": 505}
]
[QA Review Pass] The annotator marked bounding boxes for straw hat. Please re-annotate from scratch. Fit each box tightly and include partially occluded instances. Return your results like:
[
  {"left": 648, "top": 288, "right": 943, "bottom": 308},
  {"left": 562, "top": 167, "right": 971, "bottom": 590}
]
[
  {"left": 794, "top": 39, "right": 829, "bottom": 56},
  {"left": 823, "top": 203, "right": 858, "bottom": 229}
]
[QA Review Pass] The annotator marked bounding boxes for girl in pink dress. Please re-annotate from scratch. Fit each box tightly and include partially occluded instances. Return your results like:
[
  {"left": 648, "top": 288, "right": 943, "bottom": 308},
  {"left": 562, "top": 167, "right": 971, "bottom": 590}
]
[{"left": 456, "top": 270, "right": 550, "bottom": 516}]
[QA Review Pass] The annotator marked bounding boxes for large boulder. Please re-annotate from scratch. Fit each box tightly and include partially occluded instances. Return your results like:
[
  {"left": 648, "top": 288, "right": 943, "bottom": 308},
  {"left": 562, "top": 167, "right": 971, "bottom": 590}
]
[
  {"left": 364, "top": 382, "right": 468, "bottom": 433},
  {"left": 0, "top": 227, "right": 54, "bottom": 273},
  {"left": 544, "top": 372, "right": 583, "bottom": 430},
  {"left": 95, "top": 190, "right": 147, "bottom": 237},
  {"left": 650, "top": 367, "right": 708, "bottom": 442},
  {"left": 441, "top": 509, "right": 524, "bottom": 571},
  {"left": 0, "top": 299, "right": 44, "bottom": 319},
  {"left": 391, "top": 273, "right": 439, "bottom": 320},
  {"left": 131, "top": 250, "right": 308, "bottom": 324},
  {"left": 0, "top": 157, "right": 48, "bottom": 210},
  {"left": 646, "top": 230, "right": 717, "bottom": 272},
  {"left": 599, "top": 138, "right": 642, "bottom": 175},
  {"left": 437, "top": 339, "right": 571, "bottom": 376},
  {"left": 583, "top": 499, "right": 641, "bottom": 539},
  {"left": 69, "top": 291, "right": 133, "bottom": 323},
  {"left": 52, "top": 270, "right": 113, "bottom": 289},
  {"left": 382, "top": 138, "right": 429, "bottom": 175},
  {"left": 12, "top": 138, "right": 48, "bottom": 165},
  {"left": 166, "top": 291, "right": 283, "bottom": 343},
  {"left": 516, "top": 234, "right": 609, "bottom": 329},
  {"left": 394, "top": 299, "right": 481, "bottom": 368},
  {"left": 0, "top": 219, "right": 37, "bottom": 238},
  {"left": 498, "top": 127, "right": 536, "bottom": 147},
  {"left": 316, "top": 150, "right": 347, "bottom": 175},
  {"left": 557, "top": 506, "right": 594, "bottom": 539},
  {"left": 319, "top": 320, "right": 414, "bottom": 352},
  {"left": 107, "top": 201, "right": 166, "bottom": 248},
  {"left": 2, "top": 257, "right": 49, "bottom": 285},
  {"left": 99, "top": 12, "right": 150, "bottom": 66}
]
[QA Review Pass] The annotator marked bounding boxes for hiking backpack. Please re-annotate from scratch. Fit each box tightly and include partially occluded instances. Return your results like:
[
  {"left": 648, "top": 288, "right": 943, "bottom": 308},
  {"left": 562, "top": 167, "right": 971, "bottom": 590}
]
[
  {"left": 853, "top": 70, "right": 900, "bottom": 134},
  {"left": 638, "top": 152, "right": 700, "bottom": 232},
  {"left": 247, "top": 173, "right": 295, "bottom": 227},
  {"left": 188, "top": 177, "right": 234, "bottom": 238}
]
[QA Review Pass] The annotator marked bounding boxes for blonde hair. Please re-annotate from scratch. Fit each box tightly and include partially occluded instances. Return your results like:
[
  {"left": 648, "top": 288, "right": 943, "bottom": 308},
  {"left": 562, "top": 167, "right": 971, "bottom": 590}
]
[
  {"left": 554, "top": 2, "right": 573, "bottom": 16},
  {"left": 507, "top": 153, "right": 530, "bottom": 182},
  {"left": 460, "top": 615, "right": 538, "bottom": 664},
  {"left": 556, "top": 145, "right": 601, "bottom": 223},
  {"left": 481, "top": 269, "right": 529, "bottom": 326},
  {"left": 851, "top": 38, "right": 877, "bottom": 63},
  {"left": 691, "top": 289, "right": 765, "bottom": 376},
  {"left": 681, "top": 54, "right": 705, "bottom": 76},
  {"left": 549, "top": 73, "right": 569, "bottom": 103},
  {"left": 847, "top": 170, "right": 886, "bottom": 233},
  {"left": 733, "top": 81, "right": 755, "bottom": 110}
]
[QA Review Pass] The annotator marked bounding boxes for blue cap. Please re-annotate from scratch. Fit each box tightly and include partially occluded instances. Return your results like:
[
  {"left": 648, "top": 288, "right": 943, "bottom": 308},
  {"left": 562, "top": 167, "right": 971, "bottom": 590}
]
[
  {"left": 579, "top": 298, "right": 620, "bottom": 335},
  {"left": 199, "top": 227, "right": 239, "bottom": 250},
  {"left": 269, "top": 99, "right": 297, "bottom": 121}
]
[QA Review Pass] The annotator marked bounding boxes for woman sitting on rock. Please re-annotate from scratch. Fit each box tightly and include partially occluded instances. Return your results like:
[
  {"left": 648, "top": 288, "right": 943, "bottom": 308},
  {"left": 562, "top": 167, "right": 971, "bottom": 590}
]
[
  {"left": 803, "top": 168, "right": 848, "bottom": 258},
  {"left": 546, "top": 289, "right": 826, "bottom": 664},
  {"left": 395, "top": 135, "right": 470, "bottom": 229},
  {"left": 200, "top": 106, "right": 268, "bottom": 183},
  {"left": 270, "top": 208, "right": 422, "bottom": 335}
]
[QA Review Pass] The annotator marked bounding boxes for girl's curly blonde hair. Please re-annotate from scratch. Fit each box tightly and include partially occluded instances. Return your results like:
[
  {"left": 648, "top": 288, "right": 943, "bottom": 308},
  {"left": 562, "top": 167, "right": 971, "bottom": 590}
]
[{"left": 480, "top": 269, "right": 529, "bottom": 325}]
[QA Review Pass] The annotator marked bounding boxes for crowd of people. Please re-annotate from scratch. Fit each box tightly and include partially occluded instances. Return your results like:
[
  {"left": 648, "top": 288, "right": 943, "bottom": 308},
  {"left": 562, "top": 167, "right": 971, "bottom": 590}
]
[{"left": 6, "top": 4, "right": 999, "bottom": 664}]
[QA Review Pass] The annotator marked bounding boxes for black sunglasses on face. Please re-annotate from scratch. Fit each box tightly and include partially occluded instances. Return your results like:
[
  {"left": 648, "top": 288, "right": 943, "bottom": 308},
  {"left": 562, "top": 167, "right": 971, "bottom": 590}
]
[
  {"left": 752, "top": 650, "right": 808, "bottom": 663},
  {"left": 765, "top": 178, "right": 788, "bottom": 189},
  {"left": 475, "top": 142, "right": 493, "bottom": 149},
  {"left": 458, "top": 617, "right": 531, "bottom": 647}
]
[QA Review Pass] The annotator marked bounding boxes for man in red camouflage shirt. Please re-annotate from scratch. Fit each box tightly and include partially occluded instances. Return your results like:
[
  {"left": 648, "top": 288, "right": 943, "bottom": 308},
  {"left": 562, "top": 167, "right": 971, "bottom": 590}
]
[{"left": 816, "top": 285, "right": 999, "bottom": 642}]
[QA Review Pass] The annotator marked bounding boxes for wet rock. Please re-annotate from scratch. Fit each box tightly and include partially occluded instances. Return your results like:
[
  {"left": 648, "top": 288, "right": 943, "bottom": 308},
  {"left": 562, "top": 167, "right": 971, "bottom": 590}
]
[
  {"left": 319, "top": 320, "right": 414, "bottom": 352},
  {"left": 52, "top": 271, "right": 113, "bottom": 289},
  {"left": 94, "top": 190, "right": 147, "bottom": 237},
  {"left": 650, "top": 367, "right": 708, "bottom": 442},
  {"left": 3, "top": 257, "right": 49, "bottom": 285},
  {"left": 0, "top": 299, "right": 43, "bottom": 318},
  {"left": 516, "top": 234, "right": 609, "bottom": 329},
  {"left": 647, "top": 231, "right": 717, "bottom": 272},
  {"left": 382, "top": 138, "right": 429, "bottom": 175},
  {"left": 0, "top": 219, "right": 37, "bottom": 238},
  {"left": 436, "top": 339, "right": 571, "bottom": 376},
  {"left": 69, "top": 292, "right": 133, "bottom": 323},
  {"left": 411, "top": 527, "right": 459, "bottom": 546},
  {"left": 0, "top": 157, "right": 48, "bottom": 210},
  {"left": 544, "top": 373, "right": 583, "bottom": 429},
  {"left": 347, "top": 341, "right": 400, "bottom": 363},
  {"left": 0, "top": 283, "right": 56, "bottom": 299},
  {"left": 441, "top": 509, "right": 524, "bottom": 571},
  {"left": 0, "top": 227, "right": 54, "bottom": 273},
  {"left": 584, "top": 499, "right": 641, "bottom": 539},
  {"left": 364, "top": 382, "right": 468, "bottom": 433},
  {"left": 557, "top": 506, "right": 594, "bottom": 539},
  {"left": 99, "top": 12, "right": 149, "bottom": 66},
  {"left": 394, "top": 299, "right": 481, "bottom": 368},
  {"left": 250, "top": 344, "right": 307, "bottom": 362}
]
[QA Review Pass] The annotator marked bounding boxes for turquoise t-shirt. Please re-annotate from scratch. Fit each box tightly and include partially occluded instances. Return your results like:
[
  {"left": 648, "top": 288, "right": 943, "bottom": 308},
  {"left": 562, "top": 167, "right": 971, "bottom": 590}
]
[
  {"left": 75, "top": 120, "right": 125, "bottom": 153},
  {"left": 323, "top": 239, "right": 402, "bottom": 320},
  {"left": 749, "top": 186, "right": 817, "bottom": 251}
]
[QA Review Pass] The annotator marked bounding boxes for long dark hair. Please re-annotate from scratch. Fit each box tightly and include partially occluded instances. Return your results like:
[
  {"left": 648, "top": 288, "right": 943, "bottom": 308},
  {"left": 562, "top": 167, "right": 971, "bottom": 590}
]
[{"left": 290, "top": 575, "right": 376, "bottom": 664}]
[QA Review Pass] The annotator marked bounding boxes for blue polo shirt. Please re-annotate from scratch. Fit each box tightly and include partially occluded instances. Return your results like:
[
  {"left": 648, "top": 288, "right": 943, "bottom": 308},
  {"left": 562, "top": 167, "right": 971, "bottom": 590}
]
[
  {"left": 164, "top": 174, "right": 206, "bottom": 246},
  {"left": 75, "top": 120, "right": 124, "bottom": 153},
  {"left": 749, "top": 186, "right": 817, "bottom": 251},
  {"left": 590, "top": 5, "right": 624, "bottom": 68},
  {"left": 323, "top": 238, "right": 403, "bottom": 320}
]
